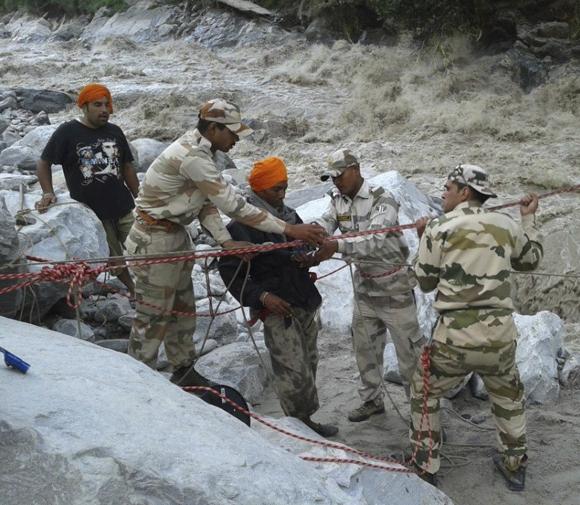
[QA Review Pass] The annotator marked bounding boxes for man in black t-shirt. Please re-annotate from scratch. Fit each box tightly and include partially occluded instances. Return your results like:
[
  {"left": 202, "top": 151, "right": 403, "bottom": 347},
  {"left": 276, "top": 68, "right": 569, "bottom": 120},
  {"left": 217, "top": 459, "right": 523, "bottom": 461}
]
[{"left": 35, "top": 83, "right": 139, "bottom": 295}]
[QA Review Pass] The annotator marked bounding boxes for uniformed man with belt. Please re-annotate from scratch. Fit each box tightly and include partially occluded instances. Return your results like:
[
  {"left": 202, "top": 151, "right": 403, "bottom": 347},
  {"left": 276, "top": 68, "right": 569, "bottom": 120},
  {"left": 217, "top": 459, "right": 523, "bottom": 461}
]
[
  {"left": 314, "top": 149, "right": 423, "bottom": 422},
  {"left": 410, "top": 164, "right": 542, "bottom": 490},
  {"left": 126, "top": 99, "right": 325, "bottom": 385}
]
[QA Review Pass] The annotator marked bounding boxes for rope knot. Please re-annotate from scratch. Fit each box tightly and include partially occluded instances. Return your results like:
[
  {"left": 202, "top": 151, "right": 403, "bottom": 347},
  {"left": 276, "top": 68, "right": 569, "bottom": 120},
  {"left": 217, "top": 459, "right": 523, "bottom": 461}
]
[{"left": 38, "top": 262, "right": 103, "bottom": 309}]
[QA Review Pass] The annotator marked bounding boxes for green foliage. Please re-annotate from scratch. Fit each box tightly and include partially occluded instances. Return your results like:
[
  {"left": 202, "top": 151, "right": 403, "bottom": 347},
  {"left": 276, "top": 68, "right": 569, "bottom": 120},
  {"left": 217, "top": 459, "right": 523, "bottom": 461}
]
[{"left": 0, "top": 0, "right": 127, "bottom": 16}]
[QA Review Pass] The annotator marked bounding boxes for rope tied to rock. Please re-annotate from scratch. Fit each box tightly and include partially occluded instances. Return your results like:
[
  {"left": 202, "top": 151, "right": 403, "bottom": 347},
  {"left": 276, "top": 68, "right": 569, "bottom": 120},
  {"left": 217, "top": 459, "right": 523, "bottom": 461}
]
[{"left": 37, "top": 261, "right": 105, "bottom": 309}]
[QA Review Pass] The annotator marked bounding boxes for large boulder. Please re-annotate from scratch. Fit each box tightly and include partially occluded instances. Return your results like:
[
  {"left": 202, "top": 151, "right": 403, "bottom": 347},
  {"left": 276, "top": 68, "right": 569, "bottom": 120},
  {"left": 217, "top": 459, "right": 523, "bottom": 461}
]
[
  {"left": 196, "top": 340, "right": 271, "bottom": 403},
  {"left": 12, "top": 88, "right": 74, "bottom": 114},
  {"left": 131, "top": 137, "right": 168, "bottom": 172},
  {"left": 6, "top": 15, "right": 52, "bottom": 42},
  {"left": 0, "top": 173, "right": 37, "bottom": 191},
  {"left": 0, "top": 190, "right": 108, "bottom": 319},
  {"left": 194, "top": 296, "right": 239, "bottom": 345},
  {"left": 0, "top": 317, "right": 453, "bottom": 505},
  {"left": 0, "top": 124, "right": 57, "bottom": 171},
  {"left": 81, "top": 1, "right": 178, "bottom": 43},
  {"left": 0, "top": 195, "right": 22, "bottom": 318},
  {"left": 254, "top": 417, "right": 453, "bottom": 505},
  {"left": 514, "top": 311, "right": 564, "bottom": 404}
]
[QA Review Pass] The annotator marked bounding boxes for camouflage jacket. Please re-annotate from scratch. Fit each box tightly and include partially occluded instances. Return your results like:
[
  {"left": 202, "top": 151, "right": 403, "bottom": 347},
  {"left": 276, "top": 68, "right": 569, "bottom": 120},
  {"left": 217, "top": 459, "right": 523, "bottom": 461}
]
[
  {"left": 415, "top": 200, "right": 543, "bottom": 343},
  {"left": 316, "top": 180, "right": 414, "bottom": 296},
  {"left": 135, "top": 129, "right": 286, "bottom": 244}
]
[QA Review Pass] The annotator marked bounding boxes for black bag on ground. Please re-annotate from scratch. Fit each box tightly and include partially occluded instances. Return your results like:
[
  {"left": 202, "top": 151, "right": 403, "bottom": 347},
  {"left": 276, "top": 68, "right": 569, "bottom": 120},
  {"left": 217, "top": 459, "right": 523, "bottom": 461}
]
[{"left": 195, "top": 384, "right": 251, "bottom": 427}]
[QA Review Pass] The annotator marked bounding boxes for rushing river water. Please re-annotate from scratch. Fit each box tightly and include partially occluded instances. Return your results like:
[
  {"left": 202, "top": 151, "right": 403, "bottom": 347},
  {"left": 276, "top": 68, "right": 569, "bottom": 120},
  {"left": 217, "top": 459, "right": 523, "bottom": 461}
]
[{"left": 1, "top": 8, "right": 579, "bottom": 330}]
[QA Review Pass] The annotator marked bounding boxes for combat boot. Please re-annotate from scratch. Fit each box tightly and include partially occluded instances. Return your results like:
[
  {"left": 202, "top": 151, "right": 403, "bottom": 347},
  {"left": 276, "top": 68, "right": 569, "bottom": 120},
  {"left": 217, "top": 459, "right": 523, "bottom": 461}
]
[
  {"left": 493, "top": 454, "right": 527, "bottom": 491},
  {"left": 348, "top": 400, "right": 385, "bottom": 422},
  {"left": 413, "top": 464, "right": 438, "bottom": 487}
]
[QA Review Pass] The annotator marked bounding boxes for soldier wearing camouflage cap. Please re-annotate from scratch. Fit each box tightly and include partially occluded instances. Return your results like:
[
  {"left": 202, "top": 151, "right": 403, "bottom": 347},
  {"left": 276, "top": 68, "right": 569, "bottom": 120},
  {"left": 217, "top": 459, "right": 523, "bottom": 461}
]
[
  {"left": 125, "top": 98, "right": 326, "bottom": 386},
  {"left": 315, "top": 149, "right": 424, "bottom": 423},
  {"left": 409, "top": 163, "right": 542, "bottom": 489}
]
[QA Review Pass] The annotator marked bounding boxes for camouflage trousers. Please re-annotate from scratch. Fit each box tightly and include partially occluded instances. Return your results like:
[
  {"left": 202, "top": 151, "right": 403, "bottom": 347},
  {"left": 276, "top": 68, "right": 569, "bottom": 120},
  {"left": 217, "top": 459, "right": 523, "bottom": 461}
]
[
  {"left": 125, "top": 222, "right": 196, "bottom": 369},
  {"left": 263, "top": 307, "right": 320, "bottom": 419},
  {"left": 409, "top": 320, "right": 526, "bottom": 474},
  {"left": 351, "top": 291, "right": 423, "bottom": 404}
]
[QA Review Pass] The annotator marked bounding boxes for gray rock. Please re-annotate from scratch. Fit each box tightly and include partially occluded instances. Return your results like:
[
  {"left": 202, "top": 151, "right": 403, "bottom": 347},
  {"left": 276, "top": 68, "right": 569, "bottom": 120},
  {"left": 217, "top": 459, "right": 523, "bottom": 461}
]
[
  {"left": 196, "top": 341, "right": 271, "bottom": 403},
  {"left": 192, "top": 265, "right": 227, "bottom": 299},
  {"left": 190, "top": 8, "right": 293, "bottom": 48},
  {"left": 0, "top": 317, "right": 455, "bottom": 505},
  {"left": 0, "top": 173, "right": 37, "bottom": 191},
  {"left": 12, "top": 88, "right": 74, "bottom": 114},
  {"left": 0, "top": 195, "right": 22, "bottom": 318},
  {"left": 559, "top": 354, "right": 580, "bottom": 388},
  {"left": 131, "top": 137, "right": 168, "bottom": 172},
  {"left": 253, "top": 417, "right": 453, "bottom": 505},
  {"left": 285, "top": 182, "right": 332, "bottom": 209},
  {"left": 194, "top": 296, "right": 239, "bottom": 345},
  {"left": 81, "top": 1, "right": 178, "bottom": 43},
  {"left": 7, "top": 15, "right": 52, "bottom": 42},
  {"left": 94, "top": 338, "right": 129, "bottom": 353},
  {"left": 1, "top": 127, "right": 21, "bottom": 147},
  {"left": 0, "top": 95, "right": 18, "bottom": 112},
  {"left": 81, "top": 295, "right": 132, "bottom": 324},
  {"left": 0, "top": 190, "right": 108, "bottom": 318},
  {"left": 117, "top": 312, "right": 135, "bottom": 331},
  {"left": 0, "top": 124, "right": 57, "bottom": 170},
  {"left": 50, "top": 20, "right": 85, "bottom": 41},
  {"left": 52, "top": 318, "right": 95, "bottom": 342},
  {"left": 514, "top": 312, "right": 563, "bottom": 404}
]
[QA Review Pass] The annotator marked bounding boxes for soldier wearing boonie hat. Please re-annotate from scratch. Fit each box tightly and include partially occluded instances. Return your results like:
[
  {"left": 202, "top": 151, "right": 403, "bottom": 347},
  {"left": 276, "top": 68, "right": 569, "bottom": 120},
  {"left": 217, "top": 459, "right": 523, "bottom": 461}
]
[
  {"left": 320, "top": 149, "right": 360, "bottom": 181},
  {"left": 313, "top": 148, "right": 424, "bottom": 423},
  {"left": 125, "top": 98, "right": 326, "bottom": 387},
  {"left": 198, "top": 98, "right": 253, "bottom": 139},
  {"left": 447, "top": 163, "right": 497, "bottom": 198},
  {"left": 410, "top": 163, "right": 543, "bottom": 488}
]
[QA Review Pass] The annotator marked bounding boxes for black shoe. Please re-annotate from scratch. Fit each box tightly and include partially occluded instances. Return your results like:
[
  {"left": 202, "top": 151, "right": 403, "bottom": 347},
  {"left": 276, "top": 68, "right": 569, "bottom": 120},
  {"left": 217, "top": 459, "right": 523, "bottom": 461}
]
[
  {"left": 493, "top": 454, "right": 526, "bottom": 491},
  {"left": 301, "top": 417, "right": 339, "bottom": 438},
  {"left": 170, "top": 364, "right": 212, "bottom": 387},
  {"left": 413, "top": 464, "right": 438, "bottom": 487}
]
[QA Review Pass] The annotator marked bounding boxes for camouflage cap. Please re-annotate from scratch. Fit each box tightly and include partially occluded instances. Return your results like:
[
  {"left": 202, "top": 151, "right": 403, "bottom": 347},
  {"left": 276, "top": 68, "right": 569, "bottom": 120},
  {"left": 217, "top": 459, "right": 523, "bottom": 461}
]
[
  {"left": 198, "top": 98, "right": 253, "bottom": 138},
  {"left": 320, "top": 149, "right": 359, "bottom": 181},
  {"left": 448, "top": 164, "right": 497, "bottom": 198}
]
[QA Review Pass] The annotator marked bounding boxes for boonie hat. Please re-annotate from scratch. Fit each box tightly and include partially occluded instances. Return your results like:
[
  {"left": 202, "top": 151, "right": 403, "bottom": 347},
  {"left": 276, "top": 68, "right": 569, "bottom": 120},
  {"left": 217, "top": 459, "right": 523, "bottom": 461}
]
[
  {"left": 198, "top": 98, "right": 253, "bottom": 138},
  {"left": 320, "top": 149, "right": 359, "bottom": 181},
  {"left": 447, "top": 164, "right": 497, "bottom": 198}
]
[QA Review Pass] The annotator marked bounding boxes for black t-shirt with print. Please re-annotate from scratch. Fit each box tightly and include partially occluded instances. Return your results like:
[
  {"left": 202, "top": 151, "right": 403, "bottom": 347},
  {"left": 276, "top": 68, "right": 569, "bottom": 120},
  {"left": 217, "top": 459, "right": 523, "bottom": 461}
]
[{"left": 41, "top": 120, "right": 135, "bottom": 220}]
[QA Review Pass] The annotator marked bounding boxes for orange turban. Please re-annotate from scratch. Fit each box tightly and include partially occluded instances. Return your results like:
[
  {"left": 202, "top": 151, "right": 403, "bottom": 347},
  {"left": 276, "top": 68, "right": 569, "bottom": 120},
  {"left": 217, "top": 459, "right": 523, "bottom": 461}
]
[
  {"left": 248, "top": 156, "right": 288, "bottom": 192},
  {"left": 76, "top": 83, "right": 113, "bottom": 113}
]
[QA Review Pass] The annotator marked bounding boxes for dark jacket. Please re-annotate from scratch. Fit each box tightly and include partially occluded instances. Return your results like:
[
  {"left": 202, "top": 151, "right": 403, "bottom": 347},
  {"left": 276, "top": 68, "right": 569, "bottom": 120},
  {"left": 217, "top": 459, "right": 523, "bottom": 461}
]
[{"left": 218, "top": 201, "right": 321, "bottom": 312}]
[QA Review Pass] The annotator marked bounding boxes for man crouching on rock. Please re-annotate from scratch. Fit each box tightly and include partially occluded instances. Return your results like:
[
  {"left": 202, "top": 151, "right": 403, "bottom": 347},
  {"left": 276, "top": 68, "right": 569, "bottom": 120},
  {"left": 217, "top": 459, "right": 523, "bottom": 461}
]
[
  {"left": 410, "top": 164, "right": 542, "bottom": 490},
  {"left": 126, "top": 100, "right": 326, "bottom": 387},
  {"left": 218, "top": 156, "right": 338, "bottom": 438}
]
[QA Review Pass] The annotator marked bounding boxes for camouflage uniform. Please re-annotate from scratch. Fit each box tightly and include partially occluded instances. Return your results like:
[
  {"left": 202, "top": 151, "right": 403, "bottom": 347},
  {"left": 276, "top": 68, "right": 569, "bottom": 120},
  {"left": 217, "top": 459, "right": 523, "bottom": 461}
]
[
  {"left": 126, "top": 100, "right": 286, "bottom": 369},
  {"left": 317, "top": 150, "right": 423, "bottom": 406},
  {"left": 410, "top": 165, "right": 543, "bottom": 475}
]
